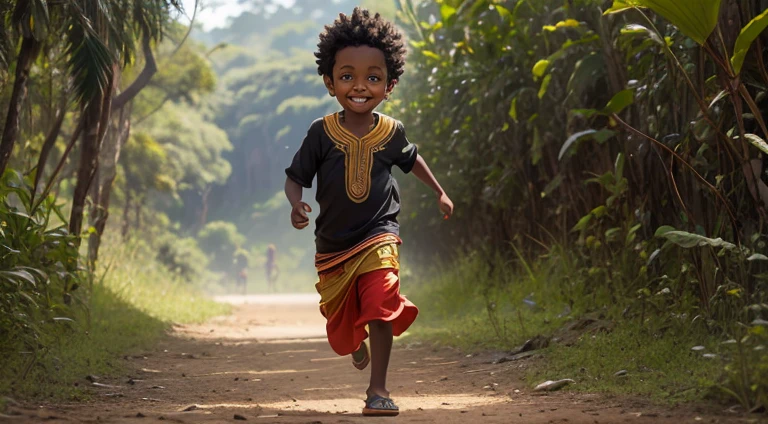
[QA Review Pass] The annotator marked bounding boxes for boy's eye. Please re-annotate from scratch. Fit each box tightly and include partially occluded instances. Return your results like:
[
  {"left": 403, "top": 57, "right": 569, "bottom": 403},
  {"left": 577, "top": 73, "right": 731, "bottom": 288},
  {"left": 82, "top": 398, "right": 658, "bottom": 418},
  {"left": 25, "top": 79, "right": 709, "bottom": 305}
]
[
  {"left": 340, "top": 74, "right": 353, "bottom": 81},
  {"left": 368, "top": 75, "right": 381, "bottom": 82}
]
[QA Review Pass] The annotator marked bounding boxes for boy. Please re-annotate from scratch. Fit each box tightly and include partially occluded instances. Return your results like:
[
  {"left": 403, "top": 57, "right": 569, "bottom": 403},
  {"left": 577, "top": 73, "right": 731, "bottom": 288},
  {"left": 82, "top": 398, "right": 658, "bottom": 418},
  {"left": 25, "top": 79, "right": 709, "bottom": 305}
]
[{"left": 284, "top": 8, "right": 453, "bottom": 417}]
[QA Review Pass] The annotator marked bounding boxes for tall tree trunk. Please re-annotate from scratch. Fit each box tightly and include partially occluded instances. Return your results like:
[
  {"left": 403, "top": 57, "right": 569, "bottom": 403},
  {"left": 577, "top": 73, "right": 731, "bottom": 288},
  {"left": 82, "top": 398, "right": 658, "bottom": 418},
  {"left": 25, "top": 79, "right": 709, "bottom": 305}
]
[
  {"left": 0, "top": 37, "right": 40, "bottom": 175},
  {"left": 199, "top": 185, "right": 211, "bottom": 228},
  {"left": 88, "top": 105, "right": 131, "bottom": 266},
  {"left": 32, "top": 93, "right": 69, "bottom": 203},
  {"left": 135, "top": 197, "right": 143, "bottom": 232},
  {"left": 69, "top": 100, "right": 103, "bottom": 239},
  {"left": 69, "top": 70, "right": 115, "bottom": 240},
  {"left": 122, "top": 189, "right": 132, "bottom": 239}
]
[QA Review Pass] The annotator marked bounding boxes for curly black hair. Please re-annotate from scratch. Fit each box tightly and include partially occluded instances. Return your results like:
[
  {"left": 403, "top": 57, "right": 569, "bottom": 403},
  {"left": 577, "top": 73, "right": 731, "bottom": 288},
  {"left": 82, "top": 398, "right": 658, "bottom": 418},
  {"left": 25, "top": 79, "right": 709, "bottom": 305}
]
[{"left": 315, "top": 7, "right": 406, "bottom": 83}]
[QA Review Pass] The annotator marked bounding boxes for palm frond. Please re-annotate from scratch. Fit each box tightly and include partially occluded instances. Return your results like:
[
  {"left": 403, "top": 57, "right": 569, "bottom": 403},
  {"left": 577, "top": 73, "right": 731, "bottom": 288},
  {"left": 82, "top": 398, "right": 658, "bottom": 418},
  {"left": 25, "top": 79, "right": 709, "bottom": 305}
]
[
  {"left": 12, "top": 0, "right": 50, "bottom": 41},
  {"left": 65, "top": 9, "right": 115, "bottom": 104},
  {"left": 0, "top": 2, "right": 13, "bottom": 70},
  {"left": 133, "top": 0, "right": 178, "bottom": 42}
]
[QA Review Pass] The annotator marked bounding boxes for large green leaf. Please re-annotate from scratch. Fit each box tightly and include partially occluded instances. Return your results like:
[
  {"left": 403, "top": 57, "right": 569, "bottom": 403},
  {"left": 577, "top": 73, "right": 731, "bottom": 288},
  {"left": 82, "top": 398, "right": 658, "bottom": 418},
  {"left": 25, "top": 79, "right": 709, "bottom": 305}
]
[
  {"left": 621, "top": 24, "right": 664, "bottom": 46},
  {"left": 730, "top": 8, "right": 768, "bottom": 75},
  {"left": 742, "top": 134, "right": 768, "bottom": 155},
  {"left": 604, "top": 0, "right": 633, "bottom": 14},
  {"left": 538, "top": 74, "right": 552, "bottom": 99},
  {"left": 532, "top": 59, "right": 550, "bottom": 78},
  {"left": 605, "top": 0, "right": 721, "bottom": 45},
  {"left": 559, "top": 130, "right": 596, "bottom": 160},
  {"left": 440, "top": 3, "right": 457, "bottom": 21},
  {"left": 605, "top": 89, "right": 634, "bottom": 113},
  {"left": 567, "top": 52, "right": 605, "bottom": 97},
  {"left": 658, "top": 230, "right": 737, "bottom": 250}
]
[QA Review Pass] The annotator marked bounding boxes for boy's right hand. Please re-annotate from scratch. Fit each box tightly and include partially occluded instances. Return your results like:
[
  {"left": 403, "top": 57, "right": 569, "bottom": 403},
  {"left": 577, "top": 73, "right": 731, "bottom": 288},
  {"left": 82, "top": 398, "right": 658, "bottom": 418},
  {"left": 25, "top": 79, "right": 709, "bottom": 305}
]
[{"left": 291, "top": 202, "right": 312, "bottom": 230}]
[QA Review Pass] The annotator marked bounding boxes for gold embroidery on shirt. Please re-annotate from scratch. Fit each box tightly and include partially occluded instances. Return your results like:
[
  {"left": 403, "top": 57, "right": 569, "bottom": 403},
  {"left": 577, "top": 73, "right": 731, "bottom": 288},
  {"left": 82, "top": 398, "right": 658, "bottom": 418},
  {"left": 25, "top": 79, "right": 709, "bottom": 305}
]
[{"left": 322, "top": 112, "right": 398, "bottom": 203}]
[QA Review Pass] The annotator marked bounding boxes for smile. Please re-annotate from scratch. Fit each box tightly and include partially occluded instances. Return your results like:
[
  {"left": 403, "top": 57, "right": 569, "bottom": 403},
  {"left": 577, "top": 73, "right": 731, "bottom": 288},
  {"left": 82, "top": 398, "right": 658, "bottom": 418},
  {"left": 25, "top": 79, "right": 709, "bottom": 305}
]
[{"left": 350, "top": 97, "right": 370, "bottom": 104}]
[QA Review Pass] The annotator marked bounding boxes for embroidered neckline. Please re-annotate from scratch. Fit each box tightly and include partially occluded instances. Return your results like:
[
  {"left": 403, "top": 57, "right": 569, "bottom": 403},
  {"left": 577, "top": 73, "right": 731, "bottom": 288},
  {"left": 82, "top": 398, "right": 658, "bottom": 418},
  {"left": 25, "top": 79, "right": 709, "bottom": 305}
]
[{"left": 323, "top": 112, "right": 398, "bottom": 203}]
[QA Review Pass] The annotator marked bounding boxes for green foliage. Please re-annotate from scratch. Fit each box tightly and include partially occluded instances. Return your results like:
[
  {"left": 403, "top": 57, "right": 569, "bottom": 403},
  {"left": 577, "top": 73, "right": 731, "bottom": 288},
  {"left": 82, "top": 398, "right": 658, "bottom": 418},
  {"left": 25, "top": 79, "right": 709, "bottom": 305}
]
[
  {"left": 140, "top": 102, "right": 232, "bottom": 192},
  {"left": 396, "top": 0, "right": 768, "bottom": 410},
  {"left": 718, "top": 314, "right": 768, "bottom": 411},
  {"left": 530, "top": 324, "right": 721, "bottom": 402},
  {"left": 0, "top": 170, "right": 82, "bottom": 376},
  {"left": 0, "top": 281, "right": 166, "bottom": 400},
  {"left": 731, "top": 8, "right": 768, "bottom": 75},
  {"left": 1, "top": 234, "right": 229, "bottom": 399},
  {"left": 197, "top": 220, "right": 246, "bottom": 273},
  {"left": 606, "top": 0, "right": 722, "bottom": 45},
  {"left": 156, "top": 233, "right": 209, "bottom": 281},
  {"left": 98, "top": 237, "right": 230, "bottom": 324},
  {"left": 406, "top": 252, "right": 572, "bottom": 351},
  {"left": 122, "top": 132, "right": 174, "bottom": 196}
]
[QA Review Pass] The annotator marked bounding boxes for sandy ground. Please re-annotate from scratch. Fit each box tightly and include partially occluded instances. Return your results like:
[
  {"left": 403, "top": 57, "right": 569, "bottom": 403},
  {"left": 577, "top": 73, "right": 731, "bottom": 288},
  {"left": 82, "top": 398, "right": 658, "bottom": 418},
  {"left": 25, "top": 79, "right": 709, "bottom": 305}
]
[{"left": 5, "top": 294, "right": 758, "bottom": 423}]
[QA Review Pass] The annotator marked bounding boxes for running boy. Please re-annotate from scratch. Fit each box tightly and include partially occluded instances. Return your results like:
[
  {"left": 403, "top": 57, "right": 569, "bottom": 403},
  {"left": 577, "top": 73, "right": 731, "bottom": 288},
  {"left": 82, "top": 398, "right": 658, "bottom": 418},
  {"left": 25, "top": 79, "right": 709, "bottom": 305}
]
[{"left": 284, "top": 8, "right": 453, "bottom": 417}]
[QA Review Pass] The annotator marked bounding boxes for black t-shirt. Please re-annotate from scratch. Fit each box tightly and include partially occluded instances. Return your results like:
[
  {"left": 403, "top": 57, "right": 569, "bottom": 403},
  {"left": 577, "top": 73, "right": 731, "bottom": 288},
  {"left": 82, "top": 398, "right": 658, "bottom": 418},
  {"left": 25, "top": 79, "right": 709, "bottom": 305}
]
[{"left": 285, "top": 112, "right": 418, "bottom": 254}]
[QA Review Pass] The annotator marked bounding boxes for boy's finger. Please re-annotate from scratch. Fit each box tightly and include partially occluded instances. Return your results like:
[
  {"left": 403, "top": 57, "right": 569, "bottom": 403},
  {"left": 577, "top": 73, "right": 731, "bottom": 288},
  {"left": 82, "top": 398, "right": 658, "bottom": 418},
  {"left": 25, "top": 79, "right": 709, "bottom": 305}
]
[{"left": 302, "top": 203, "right": 313, "bottom": 213}]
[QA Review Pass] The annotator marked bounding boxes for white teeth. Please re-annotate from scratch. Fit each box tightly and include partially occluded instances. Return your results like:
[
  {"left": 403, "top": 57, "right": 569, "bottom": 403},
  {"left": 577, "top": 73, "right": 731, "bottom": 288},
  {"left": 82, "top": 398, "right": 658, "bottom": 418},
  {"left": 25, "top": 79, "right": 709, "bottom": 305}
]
[{"left": 351, "top": 98, "right": 368, "bottom": 103}]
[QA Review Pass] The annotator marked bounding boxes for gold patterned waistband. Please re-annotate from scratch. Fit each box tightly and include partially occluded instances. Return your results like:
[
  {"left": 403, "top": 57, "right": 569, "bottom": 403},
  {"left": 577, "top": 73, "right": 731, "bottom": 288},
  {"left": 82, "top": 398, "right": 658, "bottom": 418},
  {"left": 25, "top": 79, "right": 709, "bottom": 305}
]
[{"left": 315, "top": 233, "right": 402, "bottom": 273}]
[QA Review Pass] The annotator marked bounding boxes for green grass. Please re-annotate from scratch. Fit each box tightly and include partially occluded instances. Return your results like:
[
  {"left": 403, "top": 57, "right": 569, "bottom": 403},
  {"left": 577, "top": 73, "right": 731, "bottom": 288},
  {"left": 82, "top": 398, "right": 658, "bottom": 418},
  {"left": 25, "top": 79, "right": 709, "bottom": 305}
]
[
  {"left": 403, "top": 249, "right": 723, "bottom": 403},
  {"left": 102, "top": 241, "right": 231, "bottom": 323},
  {"left": 526, "top": 323, "right": 721, "bottom": 403},
  {"left": 404, "top": 252, "right": 571, "bottom": 351},
  {"left": 0, "top": 239, "right": 230, "bottom": 401},
  {"left": 1, "top": 283, "right": 167, "bottom": 400}
]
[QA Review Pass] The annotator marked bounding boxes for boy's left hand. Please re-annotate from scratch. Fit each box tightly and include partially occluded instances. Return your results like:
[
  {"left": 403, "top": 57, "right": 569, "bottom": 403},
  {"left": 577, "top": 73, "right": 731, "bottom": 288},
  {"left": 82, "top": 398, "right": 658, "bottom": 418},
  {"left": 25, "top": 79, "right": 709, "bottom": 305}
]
[{"left": 438, "top": 192, "right": 454, "bottom": 220}]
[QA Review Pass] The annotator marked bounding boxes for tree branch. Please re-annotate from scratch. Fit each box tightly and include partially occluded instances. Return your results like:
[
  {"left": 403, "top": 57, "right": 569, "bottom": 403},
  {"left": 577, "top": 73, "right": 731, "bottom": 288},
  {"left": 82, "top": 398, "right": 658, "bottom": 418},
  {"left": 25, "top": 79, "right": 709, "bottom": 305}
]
[{"left": 112, "top": 32, "right": 157, "bottom": 110}]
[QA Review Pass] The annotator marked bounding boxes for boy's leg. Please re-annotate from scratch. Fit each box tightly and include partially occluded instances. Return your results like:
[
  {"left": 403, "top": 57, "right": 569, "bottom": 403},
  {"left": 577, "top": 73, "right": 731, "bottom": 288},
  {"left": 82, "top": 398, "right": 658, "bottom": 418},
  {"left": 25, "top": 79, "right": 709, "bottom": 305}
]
[{"left": 366, "top": 319, "right": 393, "bottom": 398}]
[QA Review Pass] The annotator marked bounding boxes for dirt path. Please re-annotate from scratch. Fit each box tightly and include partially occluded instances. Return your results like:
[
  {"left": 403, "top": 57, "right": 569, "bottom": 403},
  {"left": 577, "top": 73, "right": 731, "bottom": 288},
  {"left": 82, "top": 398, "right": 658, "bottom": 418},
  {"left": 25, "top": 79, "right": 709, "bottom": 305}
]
[{"left": 9, "top": 294, "right": 750, "bottom": 423}]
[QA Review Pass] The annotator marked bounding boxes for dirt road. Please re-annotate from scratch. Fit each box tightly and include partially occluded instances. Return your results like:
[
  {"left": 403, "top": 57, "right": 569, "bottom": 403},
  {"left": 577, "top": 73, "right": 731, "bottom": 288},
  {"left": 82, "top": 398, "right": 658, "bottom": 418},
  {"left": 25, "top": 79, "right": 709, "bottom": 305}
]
[{"left": 9, "top": 294, "right": 750, "bottom": 423}]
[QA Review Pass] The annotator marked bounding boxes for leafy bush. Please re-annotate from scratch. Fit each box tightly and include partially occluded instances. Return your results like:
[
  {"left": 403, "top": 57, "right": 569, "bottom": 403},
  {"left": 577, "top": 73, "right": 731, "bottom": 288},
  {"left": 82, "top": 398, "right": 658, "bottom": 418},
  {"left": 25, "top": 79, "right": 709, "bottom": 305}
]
[
  {"left": 395, "top": 0, "right": 768, "bottom": 409},
  {"left": 0, "top": 170, "right": 83, "bottom": 381},
  {"left": 197, "top": 220, "right": 246, "bottom": 273},
  {"left": 156, "top": 233, "right": 210, "bottom": 281}
]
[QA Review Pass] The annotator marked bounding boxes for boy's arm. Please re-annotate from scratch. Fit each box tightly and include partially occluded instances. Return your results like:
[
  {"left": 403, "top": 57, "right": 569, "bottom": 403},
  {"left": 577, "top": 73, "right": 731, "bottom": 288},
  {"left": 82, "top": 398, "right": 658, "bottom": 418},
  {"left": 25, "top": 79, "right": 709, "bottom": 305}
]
[
  {"left": 411, "top": 154, "right": 454, "bottom": 219},
  {"left": 285, "top": 177, "right": 312, "bottom": 229}
]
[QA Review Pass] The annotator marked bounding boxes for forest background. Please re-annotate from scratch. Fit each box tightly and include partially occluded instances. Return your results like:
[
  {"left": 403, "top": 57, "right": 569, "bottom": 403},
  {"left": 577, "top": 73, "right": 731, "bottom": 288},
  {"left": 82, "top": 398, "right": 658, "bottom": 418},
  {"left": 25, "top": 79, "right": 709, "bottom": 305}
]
[{"left": 1, "top": 0, "right": 768, "bottom": 414}]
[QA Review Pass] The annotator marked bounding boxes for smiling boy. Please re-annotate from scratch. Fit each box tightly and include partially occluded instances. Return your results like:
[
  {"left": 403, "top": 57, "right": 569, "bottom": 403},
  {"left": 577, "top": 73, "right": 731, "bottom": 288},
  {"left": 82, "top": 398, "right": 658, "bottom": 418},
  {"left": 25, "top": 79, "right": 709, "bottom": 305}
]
[{"left": 284, "top": 8, "right": 453, "bottom": 416}]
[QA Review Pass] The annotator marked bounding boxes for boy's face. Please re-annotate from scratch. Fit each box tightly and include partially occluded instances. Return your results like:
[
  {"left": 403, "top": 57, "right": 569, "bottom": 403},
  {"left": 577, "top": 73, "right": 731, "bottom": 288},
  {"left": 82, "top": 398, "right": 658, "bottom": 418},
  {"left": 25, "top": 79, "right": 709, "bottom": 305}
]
[{"left": 324, "top": 46, "right": 395, "bottom": 117}]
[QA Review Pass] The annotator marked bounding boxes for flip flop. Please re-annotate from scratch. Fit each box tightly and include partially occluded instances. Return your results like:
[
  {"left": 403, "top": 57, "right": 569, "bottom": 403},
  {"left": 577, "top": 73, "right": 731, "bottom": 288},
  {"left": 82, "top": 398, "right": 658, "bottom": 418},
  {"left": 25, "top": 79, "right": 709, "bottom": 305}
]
[
  {"left": 362, "top": 394, "right": 399, "bottom": 417},
  {"left": 351, "top": 341, "right": 369, "bottom": 371}
]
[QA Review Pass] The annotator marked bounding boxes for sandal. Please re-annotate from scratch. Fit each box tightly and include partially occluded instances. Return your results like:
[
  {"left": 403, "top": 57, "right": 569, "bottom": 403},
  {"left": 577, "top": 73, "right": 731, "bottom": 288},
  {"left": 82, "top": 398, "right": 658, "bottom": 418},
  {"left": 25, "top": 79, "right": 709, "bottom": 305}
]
[
  {"left": 362, "top": 394, "right": 399, "bottom": 417},
  {"left": 351, "top": 341, "right": 369, "bottom": 371}
]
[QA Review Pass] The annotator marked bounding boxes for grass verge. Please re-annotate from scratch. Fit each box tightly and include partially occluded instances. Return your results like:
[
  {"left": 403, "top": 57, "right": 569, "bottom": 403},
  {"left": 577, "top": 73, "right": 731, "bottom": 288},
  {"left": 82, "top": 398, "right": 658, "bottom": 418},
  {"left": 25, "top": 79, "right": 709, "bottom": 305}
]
[
  {"left": 0, "top": 240, "right": 230, "bottom": 401},
  {"left": 404, "top": 250, "right": 722, "bottom": 403}
]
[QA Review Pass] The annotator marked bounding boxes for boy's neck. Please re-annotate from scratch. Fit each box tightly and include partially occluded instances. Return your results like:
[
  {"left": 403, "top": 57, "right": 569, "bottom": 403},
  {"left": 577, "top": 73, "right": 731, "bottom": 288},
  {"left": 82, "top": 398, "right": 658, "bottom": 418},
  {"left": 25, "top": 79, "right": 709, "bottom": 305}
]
[{"left": 340, "top": 109, "right": 376, "bottom": 136}]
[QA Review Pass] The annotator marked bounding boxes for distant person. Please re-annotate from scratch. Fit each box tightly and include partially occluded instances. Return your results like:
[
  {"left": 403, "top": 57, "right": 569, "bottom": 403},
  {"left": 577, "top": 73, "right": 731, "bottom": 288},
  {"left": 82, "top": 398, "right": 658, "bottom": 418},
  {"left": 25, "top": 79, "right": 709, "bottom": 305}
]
[
  {"left": 265, "top": 244, "right": 279, "bottom": 292},
  {"left": 234, "top": 250, "right": 249, "bottom": 294},
  {"left": 236, "top": 267, "right": 247, "bottom": 294},
  {"left": 284, "top": 8, "right": 453, "bottom": 417}
]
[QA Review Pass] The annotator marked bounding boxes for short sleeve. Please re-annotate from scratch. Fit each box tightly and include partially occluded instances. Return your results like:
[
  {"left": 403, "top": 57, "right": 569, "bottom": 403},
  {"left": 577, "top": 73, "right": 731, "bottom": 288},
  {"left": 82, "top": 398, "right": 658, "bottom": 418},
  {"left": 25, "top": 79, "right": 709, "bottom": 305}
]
[
  {"left": 285, "top": 121, "right": 323, "bottom": 188},
  {"left": 390, "top": 122, "right": 418, "bottom": 174}
]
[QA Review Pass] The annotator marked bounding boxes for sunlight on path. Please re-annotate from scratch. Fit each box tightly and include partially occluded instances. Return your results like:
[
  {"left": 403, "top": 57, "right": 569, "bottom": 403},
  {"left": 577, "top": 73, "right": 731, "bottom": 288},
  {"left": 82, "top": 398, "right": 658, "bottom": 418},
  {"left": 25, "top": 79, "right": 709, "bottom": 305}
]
[
  {"left": 259, "top": 394, "right": 508, "bottom": 414},
  {"left": 213, "top": 293, "right": 320, "bottom": 305}
]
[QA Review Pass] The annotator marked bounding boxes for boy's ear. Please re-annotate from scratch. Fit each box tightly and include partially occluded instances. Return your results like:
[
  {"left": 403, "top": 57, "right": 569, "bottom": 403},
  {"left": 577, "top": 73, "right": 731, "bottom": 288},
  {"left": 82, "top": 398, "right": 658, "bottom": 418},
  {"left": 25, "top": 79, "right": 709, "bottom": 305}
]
[
  {"left": 323, "top": 75, "right": 335, "bottom": 97},
  {"left": 386, "top": 79, "right": 398, "bottom": 94}
]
